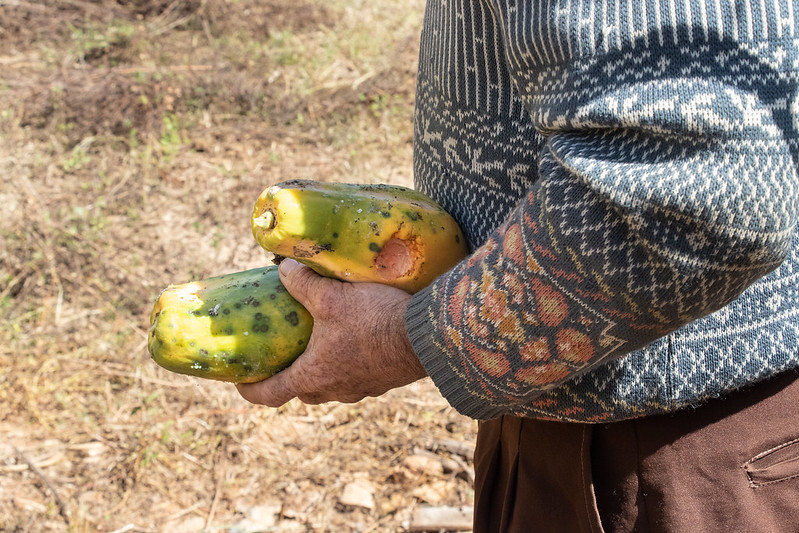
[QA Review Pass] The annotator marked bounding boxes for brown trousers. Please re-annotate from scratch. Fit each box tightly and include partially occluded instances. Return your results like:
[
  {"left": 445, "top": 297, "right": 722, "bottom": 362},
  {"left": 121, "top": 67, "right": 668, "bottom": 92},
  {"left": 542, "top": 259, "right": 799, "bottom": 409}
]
[{"left": 473, "top": 371, "right": 799, "bottom": 533}]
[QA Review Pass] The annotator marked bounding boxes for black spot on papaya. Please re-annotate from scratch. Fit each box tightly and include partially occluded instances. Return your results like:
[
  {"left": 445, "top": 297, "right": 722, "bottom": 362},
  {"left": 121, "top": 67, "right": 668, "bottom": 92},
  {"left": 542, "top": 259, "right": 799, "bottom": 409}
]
[
  {"left": 285, "top": 311, "right": 299, "bottom": 326},
  {"left": 234, "top": 302, "right": 243, "bottom": 309},
  {"left": 332, "top": 232, "right": 339, "bottom": 238},
  {"left": 223, "top": 308, "right": 231, "bottom": 315},
  {"left": 269, "top": 293, "right": 277, "bottom": 300},
  {"left": 226, "top": 356, "right": 241, "bottom": 365},
  {"left": 380, "top": 211, "right": 391, "bottom": 218},
  {"left": 251, "top": 300, "right": 260, "bottom": 307},
  {"left": 199, "top": 349, "right": 210, "bottom": 357},
  {"left": 255, "top": 312, "right": 263, "bottom": 320},
  {"left": 369, "top": 242, "right": 381, "bottom": 253},
  {"left": 225, "top": 327, "right": 233, "bottom": 335},
  {"left": 455, "top": 234, "right": 461, "bottom": 244}
]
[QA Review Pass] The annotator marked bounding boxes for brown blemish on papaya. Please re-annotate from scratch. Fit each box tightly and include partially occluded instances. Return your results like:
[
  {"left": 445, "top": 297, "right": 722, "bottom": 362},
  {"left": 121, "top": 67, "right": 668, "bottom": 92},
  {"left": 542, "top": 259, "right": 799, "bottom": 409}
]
[
  {"left": 374, "top": 236, "right": 420, "bottom": 281},
  {"left": 293, "top": 246, "right": 314, "bottom": 258},
  {"left": 294, "top": 242, "right": 334, "bottom": 258}
]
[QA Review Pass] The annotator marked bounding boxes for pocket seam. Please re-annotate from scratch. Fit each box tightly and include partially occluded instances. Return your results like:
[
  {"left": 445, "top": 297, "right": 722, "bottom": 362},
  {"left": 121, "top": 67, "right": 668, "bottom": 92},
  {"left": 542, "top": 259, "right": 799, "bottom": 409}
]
[{"left": 744, "top": 437, "right": 799, "bottom": 488}]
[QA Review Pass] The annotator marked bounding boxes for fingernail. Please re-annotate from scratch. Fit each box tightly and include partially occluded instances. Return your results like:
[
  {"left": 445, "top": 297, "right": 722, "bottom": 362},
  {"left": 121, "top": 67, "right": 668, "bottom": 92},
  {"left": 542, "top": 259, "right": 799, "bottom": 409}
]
[{"left": 279, "top": 258, "right": 299, "bottom": 276}]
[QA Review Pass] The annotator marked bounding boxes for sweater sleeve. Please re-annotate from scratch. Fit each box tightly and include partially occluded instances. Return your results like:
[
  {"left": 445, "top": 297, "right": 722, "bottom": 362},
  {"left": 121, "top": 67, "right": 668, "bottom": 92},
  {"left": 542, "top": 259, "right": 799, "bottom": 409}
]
[{"left": 405, "top": 1, "right": 799, "bottom": 420}]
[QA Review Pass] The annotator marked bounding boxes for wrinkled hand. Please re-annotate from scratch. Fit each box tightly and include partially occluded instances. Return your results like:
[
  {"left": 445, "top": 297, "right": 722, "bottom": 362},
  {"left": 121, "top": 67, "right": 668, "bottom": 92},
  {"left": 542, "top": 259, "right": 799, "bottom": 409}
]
[{"left": 236, "top": 259, "right": 427, "bottom": 407}]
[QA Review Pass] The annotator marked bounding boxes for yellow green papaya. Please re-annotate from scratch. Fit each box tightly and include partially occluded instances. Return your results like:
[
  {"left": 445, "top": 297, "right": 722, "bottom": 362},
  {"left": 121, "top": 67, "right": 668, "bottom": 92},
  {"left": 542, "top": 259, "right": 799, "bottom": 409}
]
[
  {"left": 148, "top": 266, "right": 313, "bottom": 383},
  {"left": 251, "top": 180, "right": 469, "bottom": 293}
]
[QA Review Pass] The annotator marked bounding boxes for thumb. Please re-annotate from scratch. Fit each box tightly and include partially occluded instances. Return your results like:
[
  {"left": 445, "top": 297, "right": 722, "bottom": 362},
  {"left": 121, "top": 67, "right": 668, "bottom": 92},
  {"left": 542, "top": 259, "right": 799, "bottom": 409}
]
[{"left": 278, "top": 258, "right": 336, "bottom": 314}]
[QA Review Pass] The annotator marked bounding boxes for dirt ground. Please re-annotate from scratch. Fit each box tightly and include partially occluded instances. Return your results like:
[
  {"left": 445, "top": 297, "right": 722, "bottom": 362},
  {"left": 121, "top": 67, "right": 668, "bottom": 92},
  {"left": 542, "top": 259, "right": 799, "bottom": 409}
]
[{"left": 0, "top": 1, "right": 478, "bottom": 531}]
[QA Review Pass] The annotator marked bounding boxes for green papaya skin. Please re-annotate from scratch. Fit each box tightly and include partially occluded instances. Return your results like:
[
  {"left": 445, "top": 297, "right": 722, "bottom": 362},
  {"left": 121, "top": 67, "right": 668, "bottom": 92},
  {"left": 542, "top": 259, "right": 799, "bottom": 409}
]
[
  {"left": 148, "top": 266, "right": 313, "bottom": 383},
  {"left": 251, "top": 179, "right": 469, "bottom": 294}
]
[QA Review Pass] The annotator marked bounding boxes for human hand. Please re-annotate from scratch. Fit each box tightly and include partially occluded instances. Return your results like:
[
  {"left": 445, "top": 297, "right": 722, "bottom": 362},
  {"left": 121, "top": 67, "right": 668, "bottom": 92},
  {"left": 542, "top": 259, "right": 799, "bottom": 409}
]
[{"left": 235, "top": 259, "right": 427, "bottom": 406}]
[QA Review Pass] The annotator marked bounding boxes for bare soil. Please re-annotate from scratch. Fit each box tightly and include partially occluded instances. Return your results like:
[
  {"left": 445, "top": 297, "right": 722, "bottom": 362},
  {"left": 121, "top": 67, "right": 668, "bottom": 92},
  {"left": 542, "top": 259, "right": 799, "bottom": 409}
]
[{"left": 0, "top": 1, "right": 478, "bottom": 531}]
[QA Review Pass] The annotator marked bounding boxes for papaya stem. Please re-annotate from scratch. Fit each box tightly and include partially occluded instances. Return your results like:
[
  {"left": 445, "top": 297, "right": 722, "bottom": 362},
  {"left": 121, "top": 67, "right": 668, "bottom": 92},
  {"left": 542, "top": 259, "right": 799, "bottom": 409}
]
[{"left": 253, "top": 210, "right": 276, "bottom": 230}]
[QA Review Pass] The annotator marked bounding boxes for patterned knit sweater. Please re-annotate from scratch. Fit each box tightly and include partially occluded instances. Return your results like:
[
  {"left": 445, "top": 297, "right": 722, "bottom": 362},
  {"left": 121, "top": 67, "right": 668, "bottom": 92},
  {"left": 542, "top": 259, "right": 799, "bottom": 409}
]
[{"left": 404, "top": 0, "right": 799, "bottom": 422}]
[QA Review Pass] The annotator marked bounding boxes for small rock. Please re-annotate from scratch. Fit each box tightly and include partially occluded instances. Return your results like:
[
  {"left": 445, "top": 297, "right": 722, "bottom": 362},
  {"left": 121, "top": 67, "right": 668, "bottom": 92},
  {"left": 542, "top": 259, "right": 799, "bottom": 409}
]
[
  {"left": 247, "top": 504, "right": 280, "bottom": 526},
  {"left": 411, "top": 480, "right": 451, "bottom": 505},
  {"left": 339, "top": 479, "right": 376, "bottom": 510},
  {"left": 403, "top": 454, "right": 444, "bottom": 477}
]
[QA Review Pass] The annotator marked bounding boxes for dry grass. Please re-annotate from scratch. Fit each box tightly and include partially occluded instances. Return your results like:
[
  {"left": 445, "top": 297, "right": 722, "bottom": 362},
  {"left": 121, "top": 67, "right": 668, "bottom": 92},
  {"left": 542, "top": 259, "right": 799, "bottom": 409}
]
[{"left": 0, "top": 1, "right": 478, "bottom": 531}]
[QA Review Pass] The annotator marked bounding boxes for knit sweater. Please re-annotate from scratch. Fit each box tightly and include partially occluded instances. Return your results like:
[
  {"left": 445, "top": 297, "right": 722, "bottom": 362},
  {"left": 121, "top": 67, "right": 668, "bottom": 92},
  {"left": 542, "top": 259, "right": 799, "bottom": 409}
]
[{"left": 404, "top": 0, "right": 799, "bottom": 422}]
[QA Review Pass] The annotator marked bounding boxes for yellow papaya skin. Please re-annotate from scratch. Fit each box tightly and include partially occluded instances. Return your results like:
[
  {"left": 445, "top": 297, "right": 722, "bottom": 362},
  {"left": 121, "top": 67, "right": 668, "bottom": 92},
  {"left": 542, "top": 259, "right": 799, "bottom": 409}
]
[
  {"left": 148, "top": 266, "right": 313, "bottom": 383},
  {"left": 251, "top": 180, "right": 469, "bottom": 293}
]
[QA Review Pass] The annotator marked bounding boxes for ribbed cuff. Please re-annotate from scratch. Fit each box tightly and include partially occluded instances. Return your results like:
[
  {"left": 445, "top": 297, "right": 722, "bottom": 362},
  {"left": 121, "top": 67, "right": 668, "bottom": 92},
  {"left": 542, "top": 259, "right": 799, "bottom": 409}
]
[{"left": 404, "top": 283, "right": 506, "bottom": 421}]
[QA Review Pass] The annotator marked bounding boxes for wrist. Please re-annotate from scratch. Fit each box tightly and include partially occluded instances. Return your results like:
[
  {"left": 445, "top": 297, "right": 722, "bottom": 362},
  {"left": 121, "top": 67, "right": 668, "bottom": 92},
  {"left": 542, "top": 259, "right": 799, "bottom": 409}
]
[{"left": 384, "top": 293, "right": 427, "bottom": 381}]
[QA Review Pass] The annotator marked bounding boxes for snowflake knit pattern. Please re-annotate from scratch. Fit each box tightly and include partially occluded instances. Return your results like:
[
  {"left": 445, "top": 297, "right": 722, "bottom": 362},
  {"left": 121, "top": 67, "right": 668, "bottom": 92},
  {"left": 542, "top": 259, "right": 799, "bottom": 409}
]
[{"left": 405, "top": 0, "right": 799, "bottom": 422}]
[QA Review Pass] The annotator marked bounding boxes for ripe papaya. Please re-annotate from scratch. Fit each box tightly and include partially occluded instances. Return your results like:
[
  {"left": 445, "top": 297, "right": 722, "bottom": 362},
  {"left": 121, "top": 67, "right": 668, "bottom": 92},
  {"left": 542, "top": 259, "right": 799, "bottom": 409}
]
[
  {"left": 148, "top": 266, "right": 313, "bottom": 383},
  {"left": 251, "top": 180, "right": 469, "bottom": 293}
]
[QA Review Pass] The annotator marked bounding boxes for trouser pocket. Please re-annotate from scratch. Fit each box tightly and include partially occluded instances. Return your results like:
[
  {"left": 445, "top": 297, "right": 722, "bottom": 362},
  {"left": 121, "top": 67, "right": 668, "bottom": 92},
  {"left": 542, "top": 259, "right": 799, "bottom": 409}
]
[{"left": 744, "top": 437, "right": 799, "bottom": 487}]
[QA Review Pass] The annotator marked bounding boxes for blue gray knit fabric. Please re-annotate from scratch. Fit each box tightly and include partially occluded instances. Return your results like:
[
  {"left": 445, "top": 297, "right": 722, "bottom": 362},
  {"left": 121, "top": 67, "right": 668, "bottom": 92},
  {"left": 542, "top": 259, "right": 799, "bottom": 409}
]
[{"left": 405, "top": 0, "right": 799, "bottom": 422}]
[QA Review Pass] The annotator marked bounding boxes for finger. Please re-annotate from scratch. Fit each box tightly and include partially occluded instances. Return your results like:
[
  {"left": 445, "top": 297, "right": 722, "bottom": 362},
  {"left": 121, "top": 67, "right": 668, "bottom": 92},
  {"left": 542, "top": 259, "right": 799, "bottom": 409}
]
[
  {"left": 235, "top": 368, "right": 296, "bottom": 407},
  {"left": 278, "top": 258, "right": 341, "bottom": 316}
]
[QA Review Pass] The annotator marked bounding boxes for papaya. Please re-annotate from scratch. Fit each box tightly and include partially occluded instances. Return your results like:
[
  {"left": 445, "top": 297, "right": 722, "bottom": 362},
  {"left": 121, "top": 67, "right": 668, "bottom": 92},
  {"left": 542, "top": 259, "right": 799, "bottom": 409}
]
[
  {"left": 148, "top": 266, "right": 312, "bottom": 383},
  {"left": 251, "top": 180, "right": 469, "bottom": 293}
]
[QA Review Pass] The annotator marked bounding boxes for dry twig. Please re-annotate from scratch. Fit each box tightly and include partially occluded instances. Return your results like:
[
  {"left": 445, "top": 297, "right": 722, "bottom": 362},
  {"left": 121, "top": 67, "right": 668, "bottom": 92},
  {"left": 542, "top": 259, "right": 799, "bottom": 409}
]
[{"left": 13, "top": 446, "right": 70, "bottom": 526}]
